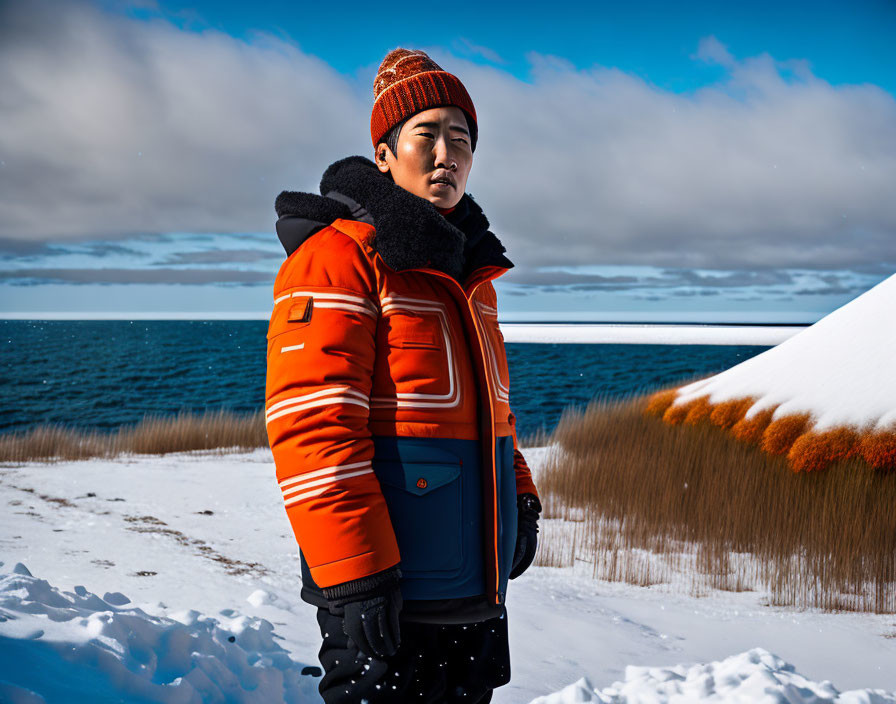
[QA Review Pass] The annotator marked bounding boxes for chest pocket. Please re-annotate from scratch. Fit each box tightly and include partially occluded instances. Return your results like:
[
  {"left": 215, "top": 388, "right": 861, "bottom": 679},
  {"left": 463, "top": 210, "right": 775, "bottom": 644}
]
[
  {"left": 386, "top": 312, "right": 442, "bottom": 350},
  {"left": 373, "top": 297, "right": 457, "bottom": 407}
]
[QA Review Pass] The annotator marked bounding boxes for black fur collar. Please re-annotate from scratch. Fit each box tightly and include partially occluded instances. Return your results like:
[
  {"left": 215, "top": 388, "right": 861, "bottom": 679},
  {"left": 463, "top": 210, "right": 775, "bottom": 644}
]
[{"left": 274, "top": 156, "right": 513, "bottom": 282}]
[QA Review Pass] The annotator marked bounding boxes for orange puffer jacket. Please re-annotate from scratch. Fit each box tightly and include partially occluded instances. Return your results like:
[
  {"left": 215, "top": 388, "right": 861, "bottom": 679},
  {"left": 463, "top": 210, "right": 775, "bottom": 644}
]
[{"left": 266, "top": 156, "right": 538, "bottom": 622}]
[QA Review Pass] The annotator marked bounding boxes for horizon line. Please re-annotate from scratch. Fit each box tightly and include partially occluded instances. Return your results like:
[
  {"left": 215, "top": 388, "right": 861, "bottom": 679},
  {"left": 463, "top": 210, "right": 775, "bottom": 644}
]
[{"left": 0, "top": 312, "right": 816, "bottom": 326}]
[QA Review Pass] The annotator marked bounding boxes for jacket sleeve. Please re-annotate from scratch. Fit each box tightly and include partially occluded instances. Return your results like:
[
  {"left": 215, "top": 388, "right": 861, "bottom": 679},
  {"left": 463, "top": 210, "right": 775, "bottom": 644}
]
[
  {"left": 265, "top": 227, "right": 399, "bottom": 589},
  {"left": 508, "top": 409, "right": 539, "bottom": 499}
]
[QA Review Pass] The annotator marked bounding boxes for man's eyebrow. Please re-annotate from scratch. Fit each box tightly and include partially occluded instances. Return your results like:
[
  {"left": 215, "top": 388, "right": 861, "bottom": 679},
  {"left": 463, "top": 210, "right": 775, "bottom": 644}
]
[{"left": 411, "top": 120, "right": 469, "bottom": 135}]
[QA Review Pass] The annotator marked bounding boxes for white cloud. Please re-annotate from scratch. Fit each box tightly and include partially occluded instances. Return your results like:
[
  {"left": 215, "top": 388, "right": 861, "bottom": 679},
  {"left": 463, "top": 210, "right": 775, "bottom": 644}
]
[
  {"left": 1, "top": 1, "right": 895, "bottom": 278},
  {"left": 693, "top": 35, "right": 736, "bottom": 68},
  {"left": 452, "top": 37, "right": 506, "bottom": 65},
  {"left": 450, "top": 48, "right": 896, "bottom": 273},
  {"left": 0, "top": 0, "right": 369, "bottom": 240}
]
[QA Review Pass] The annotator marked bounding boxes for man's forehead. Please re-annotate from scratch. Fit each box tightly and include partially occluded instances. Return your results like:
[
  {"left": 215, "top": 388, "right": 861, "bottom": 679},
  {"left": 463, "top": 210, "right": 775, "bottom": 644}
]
[{"left": 408, "top": 110, "right": 469, "bottom": 132}]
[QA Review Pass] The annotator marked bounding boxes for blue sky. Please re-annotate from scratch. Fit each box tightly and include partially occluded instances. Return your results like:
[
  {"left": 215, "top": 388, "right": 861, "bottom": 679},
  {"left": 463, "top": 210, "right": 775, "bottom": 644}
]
[
  {"left": 119, "top": 0, "right": 896, "bottom": 94},
  {"left": 1, "top": 0, "right": 895, "bottom": 321}
]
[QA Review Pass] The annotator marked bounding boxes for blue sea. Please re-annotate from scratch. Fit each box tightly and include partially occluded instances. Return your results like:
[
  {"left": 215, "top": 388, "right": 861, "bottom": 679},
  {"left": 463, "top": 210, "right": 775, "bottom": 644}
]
[{"left": 1, "top": 321, "right": 771, "bottom": 438}]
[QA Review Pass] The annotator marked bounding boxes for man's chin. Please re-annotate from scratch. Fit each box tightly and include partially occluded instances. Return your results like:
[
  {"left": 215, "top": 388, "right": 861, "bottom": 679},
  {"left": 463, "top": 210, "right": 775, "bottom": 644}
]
[{"left": 427, "top": 194, "right": 461, "bottom": 209}]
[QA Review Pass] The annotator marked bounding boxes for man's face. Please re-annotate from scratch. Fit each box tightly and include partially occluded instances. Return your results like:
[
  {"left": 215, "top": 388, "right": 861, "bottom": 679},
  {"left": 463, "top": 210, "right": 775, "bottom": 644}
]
[{"left": 375, "top": 106, "right": 473, "bottom": 209}]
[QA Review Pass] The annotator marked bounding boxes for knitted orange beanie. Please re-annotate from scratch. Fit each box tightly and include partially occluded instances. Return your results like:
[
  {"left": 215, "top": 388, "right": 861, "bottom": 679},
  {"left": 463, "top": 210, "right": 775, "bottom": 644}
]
[{"left": 371, "top": 48, "right": 478, "bottom": 152}]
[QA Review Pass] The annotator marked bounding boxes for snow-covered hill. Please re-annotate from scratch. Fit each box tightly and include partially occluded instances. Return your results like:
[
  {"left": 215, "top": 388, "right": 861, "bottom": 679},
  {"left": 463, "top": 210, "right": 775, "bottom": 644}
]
[
  {"left": 2, "top": 449, "right": 896, "bottom": 702},
  {"left": 0, "top": 563, "right": 317, "bottom": 703},
  {"left": 648, "top": 273, "right": 896, "bottom": 470},
  {"left": 528, "top": 648, "right": 896, "bottom": 703}
]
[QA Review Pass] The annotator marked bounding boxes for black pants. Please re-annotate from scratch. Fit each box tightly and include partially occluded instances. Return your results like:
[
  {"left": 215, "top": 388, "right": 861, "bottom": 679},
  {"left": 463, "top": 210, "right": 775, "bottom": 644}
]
[{"left": 314, "top": 607, "right": 511, "bottom": 703}]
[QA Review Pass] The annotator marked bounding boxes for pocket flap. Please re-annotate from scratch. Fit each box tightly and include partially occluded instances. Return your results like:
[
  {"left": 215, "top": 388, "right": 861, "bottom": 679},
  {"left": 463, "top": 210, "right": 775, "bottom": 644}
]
[
  {"left": 387, "top": 313, "right": 441, "bottom": 349},
  {"left": 288, "top": 296, "right": 313, "bottom": 323},
  {"left": 373, "top": 460, "right": 461, "bottom": 496}
]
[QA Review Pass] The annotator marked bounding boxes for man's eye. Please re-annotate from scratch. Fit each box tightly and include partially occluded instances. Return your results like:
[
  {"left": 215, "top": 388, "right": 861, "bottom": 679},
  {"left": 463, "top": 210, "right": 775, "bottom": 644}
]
[
  {"left": 453, "top": 138, "right": 469, "bottom": 144},
  {"left": 417, "top": 132, "right": 434, "bottom": 138}
]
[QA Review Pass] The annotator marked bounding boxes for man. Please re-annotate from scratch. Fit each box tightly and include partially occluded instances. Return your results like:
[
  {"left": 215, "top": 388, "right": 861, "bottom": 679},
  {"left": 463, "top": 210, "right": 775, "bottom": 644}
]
[{"left": 266, "top": 48, "right": 541, "bottom": 703}]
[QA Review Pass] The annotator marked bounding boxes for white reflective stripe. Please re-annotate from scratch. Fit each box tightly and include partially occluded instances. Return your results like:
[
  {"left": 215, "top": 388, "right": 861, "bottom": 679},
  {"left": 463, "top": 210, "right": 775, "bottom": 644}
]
[
  {"left": 279, "top": 460, "right": 372, "bottom": 489},
  {"left": 282, "top": 465, "right": 373, "bottom": 498},
  {"left": 273, "top": 290, "right": 378, "bottom": 313},
  {"left": 283, "top": 468, "right": 375, "bottom": 506},
  {"left": 475, "top": 301, "right": 510, "bottom": 402},
  {"left": 483, "top": 339, "right": 510, "bottom": 402},
  {"left": 371, "top": 294, "right": 461, "bottom": 409},
  {"left": 313, "top": 301, "right": 377, "bottom": 319},
  {"left": 380, "top": 294, "right": 445, "bottom": 308},
  {"left": 280, "top": 343, "right": 305, "bottom": 353},
  {"left": 476, "top": 300, "right": 509, "bottom": 400},
  {"left": 265, "top": 396, "right": 369, "bottom": 424},
  {"left": 266, "top": 386, "right": 368, "bottom": 415}
]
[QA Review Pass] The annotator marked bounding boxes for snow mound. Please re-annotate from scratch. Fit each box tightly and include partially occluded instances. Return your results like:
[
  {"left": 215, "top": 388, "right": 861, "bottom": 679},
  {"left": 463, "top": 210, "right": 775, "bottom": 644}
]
[
  {"left": 0, "top": 563, "right": 318, "bottom": 703},
  {"left": 529, "top": 648, "right": 896, "bottom": 703},
  {"left": 649, "top": 273, "right": 896, "bottom": 470}
]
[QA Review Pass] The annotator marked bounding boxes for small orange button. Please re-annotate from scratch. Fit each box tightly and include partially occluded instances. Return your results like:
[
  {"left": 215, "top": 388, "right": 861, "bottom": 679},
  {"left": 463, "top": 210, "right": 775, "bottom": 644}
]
[{"left": 416, "top": 478, "right": 428, "bottom": 489}]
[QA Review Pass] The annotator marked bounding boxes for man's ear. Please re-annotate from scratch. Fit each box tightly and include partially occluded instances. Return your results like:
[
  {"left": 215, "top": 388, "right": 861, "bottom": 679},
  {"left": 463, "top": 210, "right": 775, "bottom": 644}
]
[{"left": 375, "top": 143, "right": 393, "bottom": 174}]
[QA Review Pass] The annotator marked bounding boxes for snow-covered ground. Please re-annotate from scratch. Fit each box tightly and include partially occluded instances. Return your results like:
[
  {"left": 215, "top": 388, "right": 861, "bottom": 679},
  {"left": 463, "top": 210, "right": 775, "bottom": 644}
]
[
  {"left": 2, "top": 447, "right": 896, "bottom": 702},
  {"left": 499, "top": 324, "right": 802, "bottom": 345}
]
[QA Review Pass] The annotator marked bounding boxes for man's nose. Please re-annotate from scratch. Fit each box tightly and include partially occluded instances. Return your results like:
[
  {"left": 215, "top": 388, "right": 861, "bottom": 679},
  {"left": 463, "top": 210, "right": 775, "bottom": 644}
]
[{"left": 433, "top": 135, "right": 451, "bottom": 167}]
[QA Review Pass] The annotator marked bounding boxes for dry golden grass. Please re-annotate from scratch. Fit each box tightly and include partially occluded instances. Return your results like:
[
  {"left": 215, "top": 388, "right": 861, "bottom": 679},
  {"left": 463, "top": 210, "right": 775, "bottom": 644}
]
[
  {"left": 647, "top": 386, "right": 896, "bottom": 473},
  {"left": 542, "top": 395, "right": 896, "bottom": 612},
  {"left": 661, "top": 396, "right": 698, "bottom": 425},
  {"left": 731, "top": 406, "right": 776, "bottom": 444},
  {"left": 709, "top": 397, "right": 754, "bottom": 429},
  {"left": 683, "top": 396, "right": 713, "bottom": 425},
  {"left": 788, "top": 427, "right": 860, "bottom": 473},
  {"left": 0, "top": 409, "right": 268, "bottom": 463},
  {"left": 644, "top": 388, "right": 677, "bottom": 417},
  {"left": 859, "top": 430, "right": 896, "bottom": 469},
  {"left": 2, "top": 407, "right": 550, "bottom": 464},
  {"left": 518, "top": 425, "right": 554, "bottom": 449},
  {"left": 761, "top": 413, "right": 812, "bottom": 456}
]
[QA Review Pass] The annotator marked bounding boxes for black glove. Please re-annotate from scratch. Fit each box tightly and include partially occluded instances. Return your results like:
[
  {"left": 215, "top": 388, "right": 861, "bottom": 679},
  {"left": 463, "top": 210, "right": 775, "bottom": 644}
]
[
  {"left": 509, "top": 493, "right": 541, "bottom": 580},
  {"left": 322, "top": 565, "right": 403, "bottom": 659}
]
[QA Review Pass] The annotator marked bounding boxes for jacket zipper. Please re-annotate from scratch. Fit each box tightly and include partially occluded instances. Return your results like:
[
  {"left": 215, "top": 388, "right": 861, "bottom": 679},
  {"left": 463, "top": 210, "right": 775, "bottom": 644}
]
[{"left": 409, "top": 265, "right": 508, "bottom": 605}]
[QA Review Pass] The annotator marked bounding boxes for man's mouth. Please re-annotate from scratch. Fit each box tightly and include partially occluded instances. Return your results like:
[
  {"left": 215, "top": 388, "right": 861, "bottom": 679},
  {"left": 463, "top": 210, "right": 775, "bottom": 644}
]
[{"left": 431, "top": 175, "right": 455, "bottom": 188}]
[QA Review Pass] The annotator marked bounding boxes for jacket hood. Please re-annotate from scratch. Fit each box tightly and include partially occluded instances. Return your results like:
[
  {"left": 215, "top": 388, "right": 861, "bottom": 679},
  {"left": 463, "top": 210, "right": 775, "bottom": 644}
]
[{"left": 274, "top": 155, "right": 513, "bottom": 282}]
